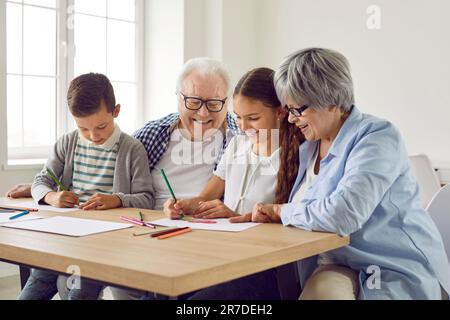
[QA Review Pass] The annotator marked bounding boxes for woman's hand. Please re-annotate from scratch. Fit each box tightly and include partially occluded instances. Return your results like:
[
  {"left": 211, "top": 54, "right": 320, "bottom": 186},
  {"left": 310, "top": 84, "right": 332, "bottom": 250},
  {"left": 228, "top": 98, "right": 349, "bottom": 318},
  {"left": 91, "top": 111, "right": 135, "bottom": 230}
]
[
  {"left": 79, "top": 194, "right": 122, "bottom": 210},
  {"left": 229, "top": 213, "right": 252, "bottom": 223},
  {"left": 193, "top": 199, "right": 240, "bottom": 219},
  {"left": 44, "top": 191, "right": 79, "bottom": 208},
  {"left": 163, "top": 198, "right": 201, "bottom": 220},
  {"left": 251, "top": 203, "right": 283, "bottom": 223},
  {"left": 6, "top": 184, "right": 32, "bottom": 199}
]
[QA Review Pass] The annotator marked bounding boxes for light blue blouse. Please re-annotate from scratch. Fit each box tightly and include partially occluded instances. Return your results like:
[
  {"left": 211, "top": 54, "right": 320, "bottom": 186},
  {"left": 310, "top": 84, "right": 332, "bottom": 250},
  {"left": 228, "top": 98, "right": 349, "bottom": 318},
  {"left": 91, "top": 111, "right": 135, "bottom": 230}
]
[{"left": 281, "top": 106, "right": 450, "bottom": 299}]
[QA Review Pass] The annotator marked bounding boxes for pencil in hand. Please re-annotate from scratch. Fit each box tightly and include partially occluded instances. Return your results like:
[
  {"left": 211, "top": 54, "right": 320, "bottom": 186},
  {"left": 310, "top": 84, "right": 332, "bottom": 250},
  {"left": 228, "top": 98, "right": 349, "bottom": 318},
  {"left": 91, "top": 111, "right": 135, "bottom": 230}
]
[
  {"left": 160, "top": 169, "right": 185, "bottom": 219},
  {"left": 46, "top": 168, "right": 67, "bottom": 191}
]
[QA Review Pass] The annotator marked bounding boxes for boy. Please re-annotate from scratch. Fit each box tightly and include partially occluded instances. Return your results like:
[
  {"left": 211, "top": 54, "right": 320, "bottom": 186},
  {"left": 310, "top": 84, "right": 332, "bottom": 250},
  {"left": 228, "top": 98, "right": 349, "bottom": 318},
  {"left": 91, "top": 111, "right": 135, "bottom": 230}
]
[{"left": 18, "top": 73, "right": 154, "bottom": 300}]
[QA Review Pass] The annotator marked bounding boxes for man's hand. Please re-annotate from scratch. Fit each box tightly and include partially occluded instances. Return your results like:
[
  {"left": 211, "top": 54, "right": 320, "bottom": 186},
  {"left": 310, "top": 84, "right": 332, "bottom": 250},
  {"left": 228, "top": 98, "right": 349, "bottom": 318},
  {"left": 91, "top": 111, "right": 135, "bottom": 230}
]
[
  {"left": 163, "top": 199, "right": 188, "bottom": 220},
  {"left": 6, "top": 184, "right": 32, "bottom": 199},
  {"left": 193, "top": 199, "right": 240, "bottom": 219},
  {"left": 79, "top": 194, "right": 122, "bottom": 210},
  {"left": 163, "top": 198, "right": 202, "bottom": 220}
]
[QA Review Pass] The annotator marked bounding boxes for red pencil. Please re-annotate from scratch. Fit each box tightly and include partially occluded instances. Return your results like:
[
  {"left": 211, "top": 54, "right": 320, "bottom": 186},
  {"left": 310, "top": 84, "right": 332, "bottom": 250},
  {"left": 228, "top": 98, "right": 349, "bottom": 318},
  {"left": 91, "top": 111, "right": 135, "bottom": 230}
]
[{"left": 150, "top": 226, "right": 189, "bottom": 238}]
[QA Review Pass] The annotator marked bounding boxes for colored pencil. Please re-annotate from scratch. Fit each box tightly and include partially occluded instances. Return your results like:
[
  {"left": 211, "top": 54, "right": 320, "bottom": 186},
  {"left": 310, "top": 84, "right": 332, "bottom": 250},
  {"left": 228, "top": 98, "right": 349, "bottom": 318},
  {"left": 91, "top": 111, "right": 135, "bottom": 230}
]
[{"left": 157, "top": 227, "right": 192, "bottom": 240}]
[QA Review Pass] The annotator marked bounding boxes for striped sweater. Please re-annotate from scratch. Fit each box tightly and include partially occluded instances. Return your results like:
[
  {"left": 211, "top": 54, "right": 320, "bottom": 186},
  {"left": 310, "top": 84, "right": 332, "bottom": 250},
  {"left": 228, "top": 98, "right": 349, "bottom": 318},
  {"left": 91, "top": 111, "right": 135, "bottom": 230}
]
[
  {"left": 31, "top": 127, "right": 154, "bottom": 209},
  {"left": 72, "top": 126, "right": 120, "bottom": 202}
]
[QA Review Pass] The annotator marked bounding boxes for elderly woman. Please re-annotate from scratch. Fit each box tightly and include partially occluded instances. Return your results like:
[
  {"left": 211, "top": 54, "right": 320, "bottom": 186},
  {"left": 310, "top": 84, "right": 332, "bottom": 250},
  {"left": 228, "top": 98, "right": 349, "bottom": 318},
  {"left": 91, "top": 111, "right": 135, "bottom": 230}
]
[{"left": 249, "top": 48, "right": 450, "bottom": 300}]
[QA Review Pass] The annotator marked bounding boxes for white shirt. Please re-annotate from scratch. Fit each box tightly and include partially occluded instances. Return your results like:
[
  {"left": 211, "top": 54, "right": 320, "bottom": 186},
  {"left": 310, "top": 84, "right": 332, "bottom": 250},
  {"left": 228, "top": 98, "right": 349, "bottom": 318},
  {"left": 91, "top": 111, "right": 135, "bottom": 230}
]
[
  {"left": 152, "top": 128, "right": 223, "bottom": 210},
  {"left": 214, "top": 135, "right": 280, "bottom": 214},
  {"left": 292, "top": 147, "right": 319, "bottom": 204}
]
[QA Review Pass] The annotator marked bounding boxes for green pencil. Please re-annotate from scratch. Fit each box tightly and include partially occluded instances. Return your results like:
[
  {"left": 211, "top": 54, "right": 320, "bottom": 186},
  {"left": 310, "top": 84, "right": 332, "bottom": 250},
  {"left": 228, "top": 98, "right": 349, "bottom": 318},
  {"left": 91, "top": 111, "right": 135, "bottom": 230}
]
[
  {"left": 160, "top": 169, "right": 185, "bottom": 219},
  {"left": 160, "top": 169, "right": 177, "bottom": 202},
  {"left": 46, "top": 168, "right": 67, "bottom": 191}
]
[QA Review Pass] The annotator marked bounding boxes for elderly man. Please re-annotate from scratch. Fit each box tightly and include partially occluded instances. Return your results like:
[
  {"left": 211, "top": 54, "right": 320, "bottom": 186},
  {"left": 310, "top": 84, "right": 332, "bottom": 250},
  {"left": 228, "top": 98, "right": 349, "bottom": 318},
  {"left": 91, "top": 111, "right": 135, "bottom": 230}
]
[{"left": 133, "top": 57, "right": 239, "bottom": 209}]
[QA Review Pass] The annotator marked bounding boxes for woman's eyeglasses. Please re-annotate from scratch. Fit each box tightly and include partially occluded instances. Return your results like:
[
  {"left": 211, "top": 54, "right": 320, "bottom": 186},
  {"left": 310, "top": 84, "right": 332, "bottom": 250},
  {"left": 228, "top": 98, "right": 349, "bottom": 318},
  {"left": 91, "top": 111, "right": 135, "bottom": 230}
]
[{"left": 285, "top": 104, "right": 309, "bottom": 117}]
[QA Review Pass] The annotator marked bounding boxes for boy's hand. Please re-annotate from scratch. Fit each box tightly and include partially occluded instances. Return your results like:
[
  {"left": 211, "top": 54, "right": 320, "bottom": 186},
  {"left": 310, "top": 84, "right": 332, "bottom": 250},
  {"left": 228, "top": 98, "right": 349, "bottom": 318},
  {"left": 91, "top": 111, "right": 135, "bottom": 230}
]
[
  {"left": 193, "top": 199, "right": 240, "bottom": 219},
  {"left": 79, "top": 194, "right": 122, "bottom": 211},
  {"left": 44, "top": 191, "right": 79, "bottom": 208},
  {"left": 6, "top": 184, "right": 32, "bottom": 199}
]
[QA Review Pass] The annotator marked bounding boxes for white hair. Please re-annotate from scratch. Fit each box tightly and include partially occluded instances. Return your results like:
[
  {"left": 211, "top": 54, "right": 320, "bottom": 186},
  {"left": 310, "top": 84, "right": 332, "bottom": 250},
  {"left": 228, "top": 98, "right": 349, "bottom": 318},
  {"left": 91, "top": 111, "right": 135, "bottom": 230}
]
[
  {"left": 274, "top": 48, "right": 355, "bottom": 112},
  {"left": 176, "top": 57, "right": 231, "bottom": 94}
]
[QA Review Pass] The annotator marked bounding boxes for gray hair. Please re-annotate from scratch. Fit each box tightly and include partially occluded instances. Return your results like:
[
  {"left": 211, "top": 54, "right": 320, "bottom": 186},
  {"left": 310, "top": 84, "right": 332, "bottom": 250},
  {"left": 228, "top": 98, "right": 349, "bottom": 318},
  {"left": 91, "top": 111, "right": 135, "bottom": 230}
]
[
  {"left": 274, "top": 48, "right": 354, "bottom": 112},
  {"left": 176, "top": 57, "right": 231, "bottom": 95}
]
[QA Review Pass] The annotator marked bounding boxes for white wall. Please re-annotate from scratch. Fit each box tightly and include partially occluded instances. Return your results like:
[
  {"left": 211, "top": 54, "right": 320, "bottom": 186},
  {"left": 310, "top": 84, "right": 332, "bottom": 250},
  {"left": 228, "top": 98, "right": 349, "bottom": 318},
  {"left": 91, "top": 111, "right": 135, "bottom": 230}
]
[
  {"left": 184, "top": 0, "right": 450, "bottom": 180},
  {"left": 184, "top": 0, "right": 206, "bottom": 59},
  {"left": 143, "top": 0, "right": 184, "bottom": 122},
  {"left": 182, "top": 0, "right": 262, "bottom": 110},
  {"left": 253, "top": 0, "right": 450, "bottom": 179}
]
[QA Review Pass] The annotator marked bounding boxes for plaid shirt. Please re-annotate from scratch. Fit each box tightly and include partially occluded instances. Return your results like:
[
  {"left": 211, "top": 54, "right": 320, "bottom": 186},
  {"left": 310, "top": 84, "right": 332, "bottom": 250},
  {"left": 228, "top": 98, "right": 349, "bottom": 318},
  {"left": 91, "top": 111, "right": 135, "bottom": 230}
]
[{"left": 133, "top": 113, "right": 240, "bottom": 171}]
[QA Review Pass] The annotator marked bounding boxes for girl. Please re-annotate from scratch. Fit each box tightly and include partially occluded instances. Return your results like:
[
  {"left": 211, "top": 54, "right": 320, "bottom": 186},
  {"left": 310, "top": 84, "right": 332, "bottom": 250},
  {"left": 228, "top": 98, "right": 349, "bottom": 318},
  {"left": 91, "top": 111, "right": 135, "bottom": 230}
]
[
  {"left": 159, "top": 67, "right": 304, "bottom": 300},
  {"left": 164, "top": 67, "right": 304, "bottom": 222}
]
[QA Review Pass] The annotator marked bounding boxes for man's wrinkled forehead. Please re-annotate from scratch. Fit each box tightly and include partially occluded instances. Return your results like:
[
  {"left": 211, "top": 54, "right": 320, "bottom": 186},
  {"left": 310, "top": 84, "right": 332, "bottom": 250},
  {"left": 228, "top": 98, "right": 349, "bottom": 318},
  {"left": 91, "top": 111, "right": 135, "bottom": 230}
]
[{"left": 182, "top": 72, "right": 228, "bottom": 98}]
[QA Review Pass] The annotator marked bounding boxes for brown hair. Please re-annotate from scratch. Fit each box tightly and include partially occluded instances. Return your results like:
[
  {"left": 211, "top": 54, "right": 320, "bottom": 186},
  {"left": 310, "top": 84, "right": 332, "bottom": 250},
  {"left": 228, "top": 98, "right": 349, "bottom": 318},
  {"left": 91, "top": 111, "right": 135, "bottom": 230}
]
[
  {"left": 67, "top": 73, "right": 116, "bottom": 117},
  {"left": 234, "top": 68, "right": 304, "bottom": 203}
]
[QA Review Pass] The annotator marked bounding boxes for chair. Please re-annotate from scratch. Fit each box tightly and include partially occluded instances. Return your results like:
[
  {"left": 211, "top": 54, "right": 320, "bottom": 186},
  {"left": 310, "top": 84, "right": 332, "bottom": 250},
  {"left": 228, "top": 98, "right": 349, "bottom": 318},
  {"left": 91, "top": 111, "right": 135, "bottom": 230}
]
[
  {"left": 409, "top": 154, "right": 441, "bottom": 208},
  {"left": 426, "top": 184, "right": 450, "bottom": 263}
]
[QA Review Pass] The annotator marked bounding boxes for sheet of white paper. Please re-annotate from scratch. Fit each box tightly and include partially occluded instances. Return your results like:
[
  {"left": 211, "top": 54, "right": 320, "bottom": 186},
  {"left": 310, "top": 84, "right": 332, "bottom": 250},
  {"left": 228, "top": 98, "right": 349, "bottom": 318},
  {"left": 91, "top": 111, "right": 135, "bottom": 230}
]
[
  {"left": 3, "top": 216, "right": 133, "bottom": 237},
  {"left": 0, "top": 213, "right": 43, "bottom": 224},
  {"left": 10, "top": 201, "right": 79, "bottom": 213},
  {"left": 150, "top": 218, "right": 260, "bottom": 232}
]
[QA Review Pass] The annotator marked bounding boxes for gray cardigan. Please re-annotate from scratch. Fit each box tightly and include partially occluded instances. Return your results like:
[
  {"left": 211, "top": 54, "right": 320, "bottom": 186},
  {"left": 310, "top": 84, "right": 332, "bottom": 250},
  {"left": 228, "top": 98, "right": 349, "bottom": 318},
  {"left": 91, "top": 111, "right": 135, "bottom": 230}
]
[{"left": 32, "top": 130, "right": 154, "bottom": 209}]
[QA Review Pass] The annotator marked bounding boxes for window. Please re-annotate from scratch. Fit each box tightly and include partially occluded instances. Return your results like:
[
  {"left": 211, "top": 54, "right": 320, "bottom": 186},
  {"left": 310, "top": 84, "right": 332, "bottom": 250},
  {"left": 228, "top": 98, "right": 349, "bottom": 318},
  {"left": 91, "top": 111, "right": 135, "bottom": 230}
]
[{"left": 6, "top": 0, "right": 143, "bottom": 163}]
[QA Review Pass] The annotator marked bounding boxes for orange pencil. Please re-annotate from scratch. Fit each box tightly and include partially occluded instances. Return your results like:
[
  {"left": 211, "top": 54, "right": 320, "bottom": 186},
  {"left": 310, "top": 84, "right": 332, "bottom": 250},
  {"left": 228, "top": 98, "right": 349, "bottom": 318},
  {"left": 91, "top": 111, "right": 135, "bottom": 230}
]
[{"left": 157, "top": 227, "right": 192, "bottom": 240}]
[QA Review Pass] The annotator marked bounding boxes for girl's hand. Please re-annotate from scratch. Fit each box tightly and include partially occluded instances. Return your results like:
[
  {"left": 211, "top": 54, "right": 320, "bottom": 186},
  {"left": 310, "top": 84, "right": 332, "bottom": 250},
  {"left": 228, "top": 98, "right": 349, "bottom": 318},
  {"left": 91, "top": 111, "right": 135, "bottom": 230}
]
[
  {"left": 251, "top": 203, "right": 283, "bottom": 223},
  {"left": 193, "top": 199, "right": 240, "bottom": 219},
  {"left": 229, "top": 213, "right": 252, "bottom": 223}
]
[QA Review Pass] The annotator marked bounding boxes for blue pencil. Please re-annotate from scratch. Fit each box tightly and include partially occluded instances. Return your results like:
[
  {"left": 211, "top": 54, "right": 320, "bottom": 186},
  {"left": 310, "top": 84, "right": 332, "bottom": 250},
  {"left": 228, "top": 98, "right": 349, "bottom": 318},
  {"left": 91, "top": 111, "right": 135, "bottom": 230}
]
[{"left": 9, "top": 210, "right": 30, "bottom": 220}]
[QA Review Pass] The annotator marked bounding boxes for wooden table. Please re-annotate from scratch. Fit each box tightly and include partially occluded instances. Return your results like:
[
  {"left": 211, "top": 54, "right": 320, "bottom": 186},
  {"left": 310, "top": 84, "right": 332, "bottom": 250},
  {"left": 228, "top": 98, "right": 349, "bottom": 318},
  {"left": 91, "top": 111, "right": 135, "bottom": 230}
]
[{"left": 0, "top": 198, "right": 349, "bottom": 297}]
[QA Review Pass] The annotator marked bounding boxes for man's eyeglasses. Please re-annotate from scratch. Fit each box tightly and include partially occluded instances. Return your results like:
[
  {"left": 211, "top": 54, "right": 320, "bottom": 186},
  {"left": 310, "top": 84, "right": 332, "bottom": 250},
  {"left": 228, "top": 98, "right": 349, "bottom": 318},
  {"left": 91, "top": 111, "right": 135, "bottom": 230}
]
[
  {"left": 285, "top": 104, "right": 309, "bottom": 117},
  {"left": 179, "top": 92, "right": 227, "bottom": 113}
]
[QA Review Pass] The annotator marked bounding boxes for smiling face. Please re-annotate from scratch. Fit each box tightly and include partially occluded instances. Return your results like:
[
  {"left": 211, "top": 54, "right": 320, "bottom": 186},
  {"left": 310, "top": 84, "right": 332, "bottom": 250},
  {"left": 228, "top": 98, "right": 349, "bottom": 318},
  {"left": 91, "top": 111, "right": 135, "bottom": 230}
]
[
  {"left": 177, "top": 71, "right": 228, "bottom": 140},
  {"left": 285, "top": 97, "right": 346, "bottom": 143},
  {"left": 74, "top": 101, "right": 120, "bottom": 145},
  {"left": 234, "top": 95, "right": 283, "bottom": 146}
]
